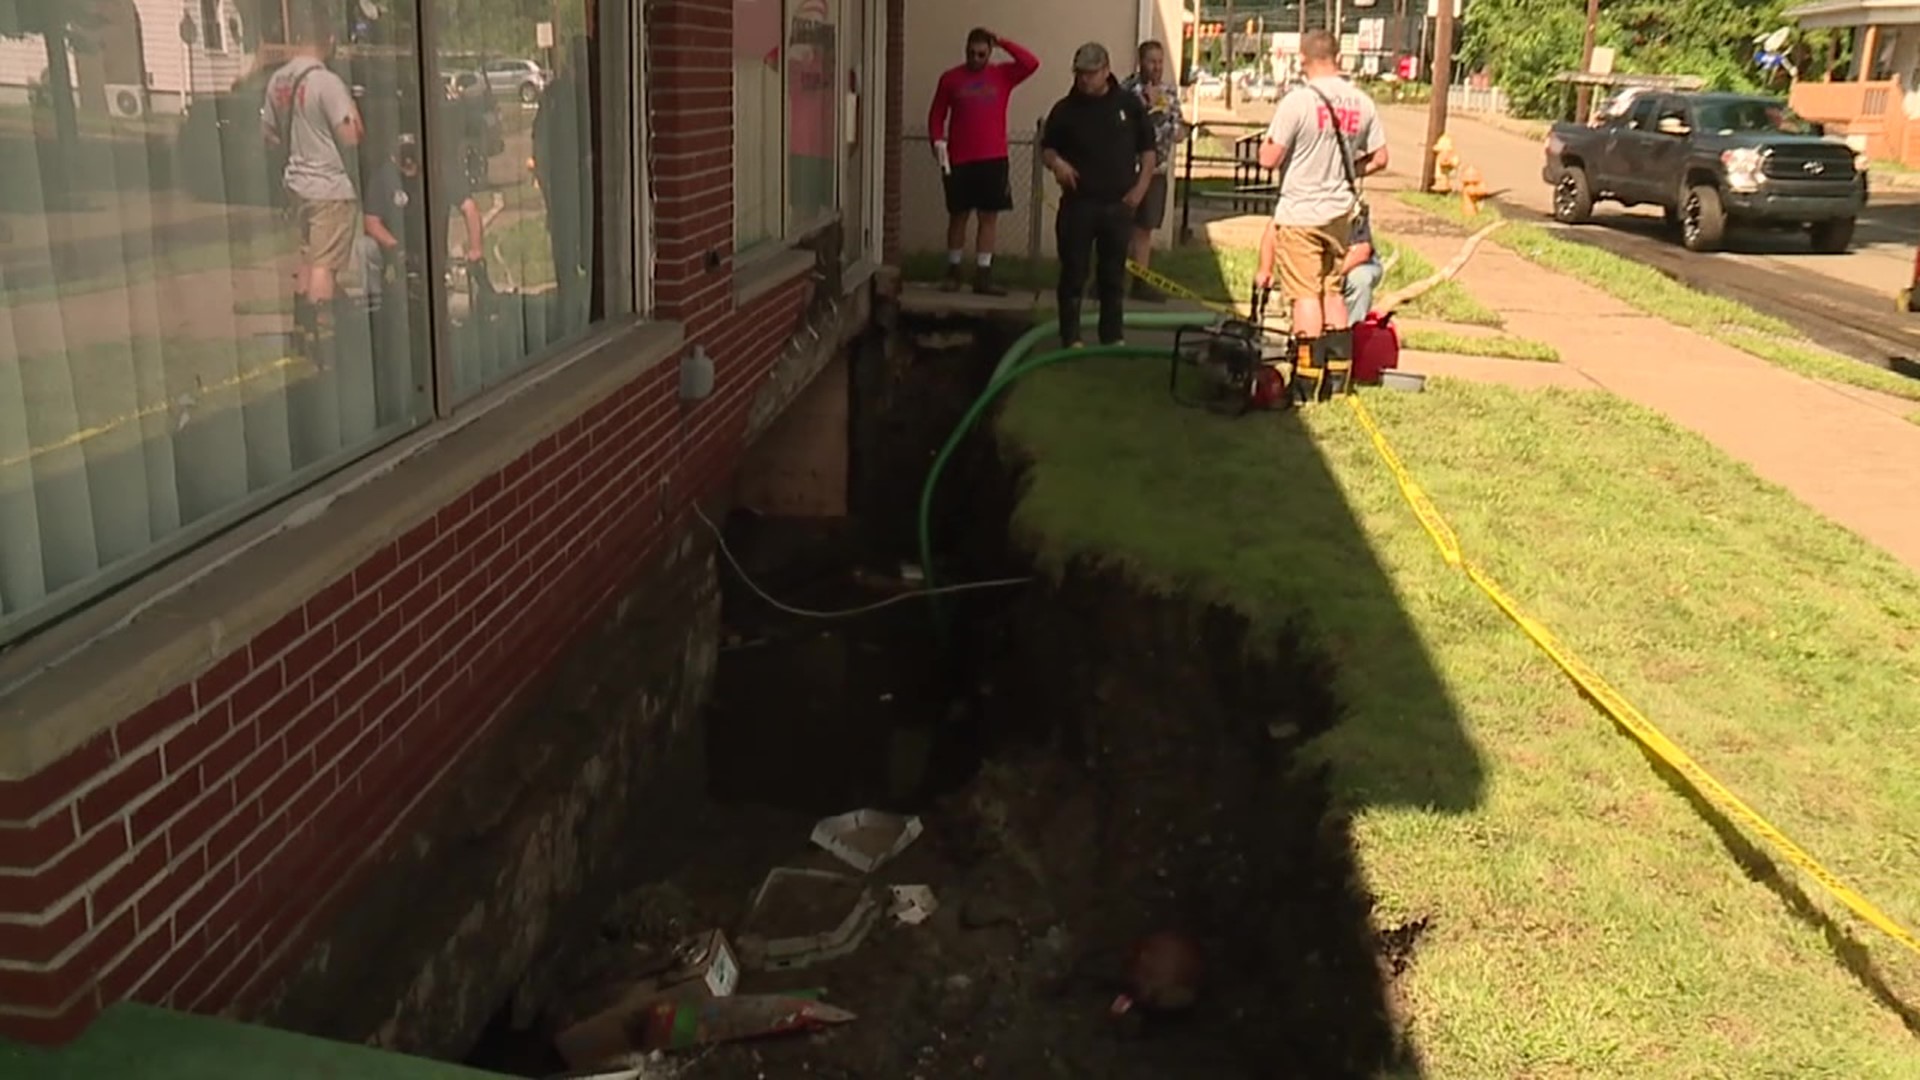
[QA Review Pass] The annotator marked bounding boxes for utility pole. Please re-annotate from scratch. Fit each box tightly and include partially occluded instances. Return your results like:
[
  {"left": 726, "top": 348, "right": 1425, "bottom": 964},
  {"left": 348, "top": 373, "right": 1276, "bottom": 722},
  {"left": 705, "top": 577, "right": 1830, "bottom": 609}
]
[
  {"left": 1575, "top": 0, "right": 1601, "bottom": 121},
  {"left": 1225, "top": 0, "right": 1236, "bottom": 109},
  {"left": 1419, "top": 0, "right": 1455, "bottom": 192}
]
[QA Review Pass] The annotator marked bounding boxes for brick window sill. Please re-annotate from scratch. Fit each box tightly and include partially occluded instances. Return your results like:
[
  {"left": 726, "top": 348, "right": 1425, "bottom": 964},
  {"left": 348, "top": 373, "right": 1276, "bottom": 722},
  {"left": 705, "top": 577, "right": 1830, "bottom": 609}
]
[{"left": 0, "top": 320, "right": 689, "bottom": 780}]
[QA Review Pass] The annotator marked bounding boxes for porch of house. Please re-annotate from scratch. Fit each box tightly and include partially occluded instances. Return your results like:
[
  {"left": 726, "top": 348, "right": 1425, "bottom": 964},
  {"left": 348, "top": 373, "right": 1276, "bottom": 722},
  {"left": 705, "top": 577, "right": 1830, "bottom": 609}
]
[{"left": 1786, "top": 0, "right": 1920, "bottom": 165}]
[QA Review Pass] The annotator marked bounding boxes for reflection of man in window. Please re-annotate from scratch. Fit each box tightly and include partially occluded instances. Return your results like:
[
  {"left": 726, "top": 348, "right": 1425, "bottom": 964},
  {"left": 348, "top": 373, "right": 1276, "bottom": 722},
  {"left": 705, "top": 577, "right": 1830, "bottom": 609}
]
[
  {"left": 361, "top": 134, "right": 484, "bottom": 304},
  {"left": 534, "top": 34, "right": 594, "bottom": 331},
  {"left": 260, "top": 8, "right": 364, "bottom": 364}
]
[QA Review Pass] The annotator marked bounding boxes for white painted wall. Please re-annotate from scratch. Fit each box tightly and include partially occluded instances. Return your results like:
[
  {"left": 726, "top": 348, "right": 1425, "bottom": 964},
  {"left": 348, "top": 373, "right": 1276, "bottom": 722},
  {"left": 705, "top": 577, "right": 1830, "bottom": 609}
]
[{"left": 902, "top": 0, "right": 1194, "bottom": 257}]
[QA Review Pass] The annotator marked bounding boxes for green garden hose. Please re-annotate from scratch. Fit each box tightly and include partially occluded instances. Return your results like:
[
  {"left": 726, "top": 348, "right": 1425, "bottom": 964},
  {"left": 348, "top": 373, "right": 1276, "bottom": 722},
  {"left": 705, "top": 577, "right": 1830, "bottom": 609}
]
[{"left": 916, "top": 311, "right": 1220, "bottom": 635}]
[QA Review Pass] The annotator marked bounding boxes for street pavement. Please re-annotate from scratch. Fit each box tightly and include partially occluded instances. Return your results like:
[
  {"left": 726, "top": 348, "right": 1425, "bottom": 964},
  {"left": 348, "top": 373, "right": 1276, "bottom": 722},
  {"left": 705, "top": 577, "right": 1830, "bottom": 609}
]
[{"left": 1374, "top": 104, "right": 1920, "bottom": 369}]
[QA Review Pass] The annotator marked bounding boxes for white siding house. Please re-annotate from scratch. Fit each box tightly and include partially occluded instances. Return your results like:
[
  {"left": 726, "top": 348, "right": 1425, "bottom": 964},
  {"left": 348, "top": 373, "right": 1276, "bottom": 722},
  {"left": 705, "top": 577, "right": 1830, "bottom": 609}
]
[{"left": 0, "top": 0, "right": 257, "bottom": 114}]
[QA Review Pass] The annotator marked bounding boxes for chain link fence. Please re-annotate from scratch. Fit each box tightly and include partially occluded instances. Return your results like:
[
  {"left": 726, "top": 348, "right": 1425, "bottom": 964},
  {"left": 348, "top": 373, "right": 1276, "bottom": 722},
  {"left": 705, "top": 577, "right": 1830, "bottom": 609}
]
[
  {"left": 901, "top": 123, "right": 1051, "bottom": 260},
  {"left": 901, "top": 123, "right": 1258, "bottom": 261}
]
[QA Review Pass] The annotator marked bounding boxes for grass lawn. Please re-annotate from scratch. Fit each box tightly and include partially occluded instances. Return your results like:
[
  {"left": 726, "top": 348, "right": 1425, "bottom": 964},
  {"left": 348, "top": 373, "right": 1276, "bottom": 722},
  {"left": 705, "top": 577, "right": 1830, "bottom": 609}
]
[
  {"left": 996, "top": 361, "right": 1920, "bottom": 1076},
  {"left": 1398, "top": 193, "right": 1920, "bottom": 403},
  {"left": 901, "top": 235, "right": 1501, "bottom": 328},
  {"left": 1400, "top": 327, "right": 1558, "bottom": 362}
]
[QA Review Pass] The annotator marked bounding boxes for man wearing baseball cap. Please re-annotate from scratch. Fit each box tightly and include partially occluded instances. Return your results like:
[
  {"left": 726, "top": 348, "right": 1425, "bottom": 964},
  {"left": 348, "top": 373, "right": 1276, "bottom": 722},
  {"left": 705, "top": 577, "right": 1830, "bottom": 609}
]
[{"left": 1039, "top": 42, "right": 1157, "bottom": 349}]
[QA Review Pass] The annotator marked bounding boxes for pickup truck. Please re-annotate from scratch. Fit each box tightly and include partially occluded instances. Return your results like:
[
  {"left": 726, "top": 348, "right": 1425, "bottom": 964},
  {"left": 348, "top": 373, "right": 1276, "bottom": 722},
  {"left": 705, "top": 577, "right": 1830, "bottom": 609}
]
[{"left": 1542, "top": 91, "right": 1867, "bottom": 254}]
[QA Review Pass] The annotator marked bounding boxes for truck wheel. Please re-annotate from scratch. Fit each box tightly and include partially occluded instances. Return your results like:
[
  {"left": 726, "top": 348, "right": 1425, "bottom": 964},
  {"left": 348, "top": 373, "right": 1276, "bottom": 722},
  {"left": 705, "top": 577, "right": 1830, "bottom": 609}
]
[
  {"left": 1680, "top": 185, "right": 1726, "bottom": 253},
  {"left": 1553, "top": 167, "right": 1594, "bottom": 224},
  {"left": 1810, "top": 218, "right": 1855, "bottom": 254}
]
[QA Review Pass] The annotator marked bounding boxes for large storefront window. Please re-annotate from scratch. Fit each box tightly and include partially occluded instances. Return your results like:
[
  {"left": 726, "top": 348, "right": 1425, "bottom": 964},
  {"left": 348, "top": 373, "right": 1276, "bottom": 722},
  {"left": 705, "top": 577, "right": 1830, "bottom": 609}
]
[
  {"left": 432, "top": 0, "right": 627, "bottom": 397},
  {"left": 786, "top": 0, "right": 836, "bottom": 232},
  {"left": 734, "top": 0, "right": 840, "bottom": 254},
  {"left": 0, "top": 0, "right": 637, "bottom": 644},
  {"left": 734, "top": 0, "right": 784, "bottom": 251}
]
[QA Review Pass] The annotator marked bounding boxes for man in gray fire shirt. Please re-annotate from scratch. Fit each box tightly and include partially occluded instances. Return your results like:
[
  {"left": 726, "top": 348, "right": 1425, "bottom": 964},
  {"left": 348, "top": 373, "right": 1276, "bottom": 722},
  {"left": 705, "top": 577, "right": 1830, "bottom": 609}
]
[{"left": 262, "top": 9, "right": 364, "bottom": 361}]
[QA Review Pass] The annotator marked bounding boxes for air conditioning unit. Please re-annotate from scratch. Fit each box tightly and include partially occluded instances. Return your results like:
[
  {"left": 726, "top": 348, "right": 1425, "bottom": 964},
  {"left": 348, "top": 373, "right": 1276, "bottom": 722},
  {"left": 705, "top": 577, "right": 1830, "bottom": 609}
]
[{"left": 106, "top": 84, "right": 147, "bottom": 119}]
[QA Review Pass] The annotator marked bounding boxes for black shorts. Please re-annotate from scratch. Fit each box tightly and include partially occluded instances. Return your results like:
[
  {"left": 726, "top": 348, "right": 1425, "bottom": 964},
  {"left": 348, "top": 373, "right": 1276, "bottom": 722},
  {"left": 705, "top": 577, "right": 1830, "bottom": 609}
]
[
  {"left": 943, "top": 157, "right": 1014, "bottom": 216},
  {"left": 1134, "top": 173, "right": 1170, "bottom": 230}
]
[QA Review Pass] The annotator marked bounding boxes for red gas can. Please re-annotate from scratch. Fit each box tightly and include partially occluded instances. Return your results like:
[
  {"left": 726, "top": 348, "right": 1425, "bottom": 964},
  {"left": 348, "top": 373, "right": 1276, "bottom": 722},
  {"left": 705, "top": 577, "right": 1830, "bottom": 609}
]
[{"left": 1351, "top": 312, "right": 1400, "bottom": 385}]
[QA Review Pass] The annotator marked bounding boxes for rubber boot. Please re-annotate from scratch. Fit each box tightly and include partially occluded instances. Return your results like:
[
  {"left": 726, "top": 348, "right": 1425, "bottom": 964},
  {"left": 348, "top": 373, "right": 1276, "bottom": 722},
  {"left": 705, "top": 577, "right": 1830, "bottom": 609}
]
[
  {"left": 1290, "top": 337, "right": 1321, "bottom": 405},
  {"left": 291, "top": 293, "right": 318, "bottom": 358},
  {"left": 1314, "top": 329, "right": 1355, "bottom": 397}
]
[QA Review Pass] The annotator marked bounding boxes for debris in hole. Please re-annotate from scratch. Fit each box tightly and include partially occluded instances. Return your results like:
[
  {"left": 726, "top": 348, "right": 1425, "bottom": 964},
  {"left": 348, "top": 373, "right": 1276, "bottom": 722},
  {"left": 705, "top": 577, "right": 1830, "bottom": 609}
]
[
  {"left": 632, "top": 994, "right": 856, "bottom": 1053},
  {"left": 811, "top": 809, "right": 925, "bottom": 873},
  {"left": 887, "top": 884, "right": 939, "bottom": 925},
  {"left": 958, "top": 892, "right": 1016, "bottom": 930},
  {"left": 1111, "top": 930, "right": 1204, "bottom": 1015},
  {"left": 736, "top": 868, "right": 880, "bottom": 972},
  {"left": 544, "top": 1050, "right": 678, "bottom": 1079},
  {"left": 553, "top": 931, "right": 741, "bottom": 1068}
]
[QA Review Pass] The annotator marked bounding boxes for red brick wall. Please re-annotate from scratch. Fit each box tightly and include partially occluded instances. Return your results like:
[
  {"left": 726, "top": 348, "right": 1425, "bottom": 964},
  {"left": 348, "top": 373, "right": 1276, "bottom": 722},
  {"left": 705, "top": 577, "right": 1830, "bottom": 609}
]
[{"left": 0, "top": 0, "right": 823, "bottom": 1046}]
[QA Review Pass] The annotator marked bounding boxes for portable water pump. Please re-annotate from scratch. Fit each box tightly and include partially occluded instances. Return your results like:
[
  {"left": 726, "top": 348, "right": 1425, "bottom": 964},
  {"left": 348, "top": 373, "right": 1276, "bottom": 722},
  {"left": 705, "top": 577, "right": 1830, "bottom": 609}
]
[{"left": 1168, "top": 285, "right": 1293, "bottom": 415}]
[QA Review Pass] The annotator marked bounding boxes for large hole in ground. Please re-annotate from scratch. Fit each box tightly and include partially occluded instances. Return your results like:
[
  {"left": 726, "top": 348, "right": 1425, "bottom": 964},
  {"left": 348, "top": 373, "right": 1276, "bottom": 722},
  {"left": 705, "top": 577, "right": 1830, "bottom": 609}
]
[{"left": 464, "top": 317, "right": 1418, "bottom": 1078}]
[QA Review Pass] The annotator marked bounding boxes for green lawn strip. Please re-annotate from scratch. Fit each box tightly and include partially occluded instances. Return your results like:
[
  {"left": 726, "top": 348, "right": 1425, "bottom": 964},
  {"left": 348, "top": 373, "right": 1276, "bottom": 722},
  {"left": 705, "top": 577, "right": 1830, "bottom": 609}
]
[
  {"left": 996, "top": 361, "right": 1920, "bottom": 1076},
  {"left": 5, "top": 231, "right": 293, "bottom": 308},
  {"left": 901, "top": 235, "right": 1502, "bottom": 328},
  {"left": 1397, "top": 192, "right": 1920, "bottom": 403},
  {"left": 1399, "top": 326, "right": 1558, "bottom": 362}
]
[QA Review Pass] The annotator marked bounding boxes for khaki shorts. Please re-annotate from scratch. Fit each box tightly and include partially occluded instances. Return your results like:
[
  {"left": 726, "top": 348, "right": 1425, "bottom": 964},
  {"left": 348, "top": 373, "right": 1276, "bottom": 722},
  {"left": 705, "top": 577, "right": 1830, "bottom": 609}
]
[
  {"left": 293, "top": 196, "right": 358, "bottom": 273},
  {"left": 1273, "top": 213, "right": 1353, "bottom": 302}
]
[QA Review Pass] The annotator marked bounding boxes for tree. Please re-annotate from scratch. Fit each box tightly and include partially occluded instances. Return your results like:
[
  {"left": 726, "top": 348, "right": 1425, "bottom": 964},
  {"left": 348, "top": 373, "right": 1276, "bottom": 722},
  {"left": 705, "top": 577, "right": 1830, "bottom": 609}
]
[{"left": 1462, "top": 0, "right": 1801, "bottom": 119}]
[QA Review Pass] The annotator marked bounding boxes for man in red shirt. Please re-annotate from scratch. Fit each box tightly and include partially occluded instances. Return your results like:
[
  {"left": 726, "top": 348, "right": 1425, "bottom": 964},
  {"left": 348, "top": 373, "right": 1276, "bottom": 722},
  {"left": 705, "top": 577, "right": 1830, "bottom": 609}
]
[{"left": 928, "top": 27, "right": 1040, "bottom": 295}]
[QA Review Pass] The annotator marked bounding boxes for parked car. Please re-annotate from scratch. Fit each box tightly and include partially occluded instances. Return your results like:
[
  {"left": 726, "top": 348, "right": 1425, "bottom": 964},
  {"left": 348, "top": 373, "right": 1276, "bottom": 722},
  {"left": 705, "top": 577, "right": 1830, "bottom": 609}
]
[
  {"left": 481, "top": 58, "right": 549, "bottom": 104},
  {"left": 1542, "top": 91, "right": 1867, "bottom": 254}
]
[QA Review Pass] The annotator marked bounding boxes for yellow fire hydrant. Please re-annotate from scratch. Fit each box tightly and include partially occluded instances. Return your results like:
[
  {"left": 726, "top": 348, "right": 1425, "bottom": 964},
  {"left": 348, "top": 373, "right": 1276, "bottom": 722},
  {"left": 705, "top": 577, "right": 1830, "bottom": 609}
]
[
  {"left": 1460, "top": 165, "right": 1487, "bottom": 215},
  {"left": 1433, "top": 134, "right": 1460, "bottom": 193}
]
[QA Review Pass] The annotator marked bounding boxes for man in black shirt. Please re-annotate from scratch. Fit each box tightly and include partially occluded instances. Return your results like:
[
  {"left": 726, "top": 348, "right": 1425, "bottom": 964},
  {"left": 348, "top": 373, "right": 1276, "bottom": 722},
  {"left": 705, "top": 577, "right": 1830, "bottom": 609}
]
[
  {"left": 362, "top": 133, "right": 485, "bottom": 281},
  {"left": 1040, "top": 43, "right": 1157, "bottom": 348}
]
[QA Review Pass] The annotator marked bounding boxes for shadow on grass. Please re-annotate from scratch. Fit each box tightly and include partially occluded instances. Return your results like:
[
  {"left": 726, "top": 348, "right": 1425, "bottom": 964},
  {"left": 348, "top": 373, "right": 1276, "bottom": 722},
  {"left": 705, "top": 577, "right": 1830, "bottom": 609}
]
[
  {"left": 1627, "top": 740, "right": 1920, "bottom": 1035},
  {"left": 972, "top": 349, "right": 1488, "bottom": 1076},
  {"left": 897, "top": 242, "right": 1246, "bottom": 307}
]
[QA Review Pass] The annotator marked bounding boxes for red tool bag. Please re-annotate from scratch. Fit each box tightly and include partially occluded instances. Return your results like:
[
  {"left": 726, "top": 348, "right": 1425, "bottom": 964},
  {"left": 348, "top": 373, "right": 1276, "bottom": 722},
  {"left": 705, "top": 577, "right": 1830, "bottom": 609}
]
[{"left": 1351, "top": 312, "right": 1400, "bottom": 385}]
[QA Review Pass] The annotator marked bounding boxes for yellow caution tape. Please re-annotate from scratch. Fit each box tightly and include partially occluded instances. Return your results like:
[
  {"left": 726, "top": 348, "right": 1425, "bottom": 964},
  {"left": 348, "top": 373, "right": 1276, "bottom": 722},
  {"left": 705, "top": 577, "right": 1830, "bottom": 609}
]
[
  {"left": 1344, "top": 392, "right": 1920, "bottom": 960},
  {"left": 1123, "top": 259, "right": 1244, "bottom": 319}
]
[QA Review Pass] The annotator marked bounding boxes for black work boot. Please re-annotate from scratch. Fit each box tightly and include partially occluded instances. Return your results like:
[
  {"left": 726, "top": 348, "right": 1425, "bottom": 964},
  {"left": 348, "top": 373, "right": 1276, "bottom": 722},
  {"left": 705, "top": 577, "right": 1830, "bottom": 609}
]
[
  {"left": 973, "top": 264, "right": 1007, "bottom": 297},
  {"left": 1316, "top": 329, "right": 1355, "bottom": 396},
  {"left": 940, "top": 263, "right": 964, "bottom": 292},
  {"left": 1130, "top": 278, "right": 1167, "bottom": 303}
]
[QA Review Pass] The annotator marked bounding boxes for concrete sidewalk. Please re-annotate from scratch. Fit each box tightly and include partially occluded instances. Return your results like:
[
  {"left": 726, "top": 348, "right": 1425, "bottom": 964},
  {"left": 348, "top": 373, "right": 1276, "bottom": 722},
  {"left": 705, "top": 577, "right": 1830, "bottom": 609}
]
[{"left": 1368, "top": 195, "right": 1920, "bottom": 573}]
